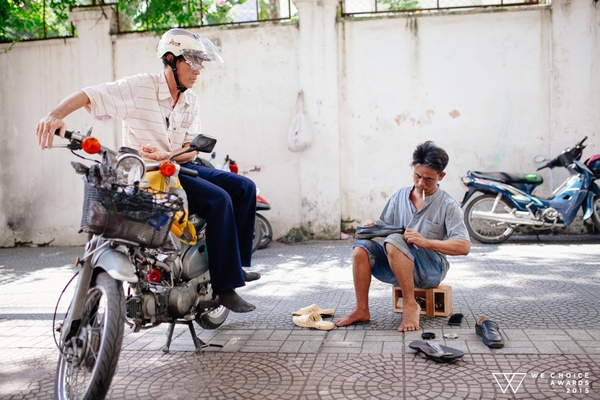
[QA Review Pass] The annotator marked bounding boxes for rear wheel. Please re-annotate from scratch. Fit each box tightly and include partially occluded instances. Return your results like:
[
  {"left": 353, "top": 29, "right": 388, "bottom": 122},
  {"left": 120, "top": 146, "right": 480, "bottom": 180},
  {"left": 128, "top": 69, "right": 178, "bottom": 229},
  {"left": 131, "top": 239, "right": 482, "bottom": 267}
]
[
  {"left": 54, "top": 272, "right": 125, "bottom": 400},
  {"left": 257, "top": 213, "right": 273, "bottom": 249},
  {"left": 464, "top": 194, "right": 515, "bottom": 244},
  {"left": 591, "top": 195, "right": 600, "bottom": 232},
  {"left": 252, "top": 216, "right": 262, "bottom": 254},
  {"left": 196, "top": 305, "right": 230, "bottom": 330}
]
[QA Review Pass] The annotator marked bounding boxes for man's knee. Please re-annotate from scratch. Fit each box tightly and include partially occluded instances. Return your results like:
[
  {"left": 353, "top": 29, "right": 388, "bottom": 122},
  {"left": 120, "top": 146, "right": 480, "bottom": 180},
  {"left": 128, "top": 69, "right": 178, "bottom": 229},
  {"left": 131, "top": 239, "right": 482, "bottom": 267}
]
[
  {"left": 353, "top": 245, "right": 368, "bottom": 260},
  {"left": 384, "top": 242, "right": 410, "bottom": 261},
  {"left": 384, "top": 243, "right": 414, "bottom": 268},
  {"left": 352, "top": 246, "right": 371, "bottom": 269}
]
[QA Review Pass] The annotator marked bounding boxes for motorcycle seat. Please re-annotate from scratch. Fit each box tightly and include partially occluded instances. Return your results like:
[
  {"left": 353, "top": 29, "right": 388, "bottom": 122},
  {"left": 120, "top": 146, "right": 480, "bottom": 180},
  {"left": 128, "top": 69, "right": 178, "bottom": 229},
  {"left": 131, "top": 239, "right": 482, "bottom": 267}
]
[{"left": 468, "top": 171, "right": 543, "bottom": 185}]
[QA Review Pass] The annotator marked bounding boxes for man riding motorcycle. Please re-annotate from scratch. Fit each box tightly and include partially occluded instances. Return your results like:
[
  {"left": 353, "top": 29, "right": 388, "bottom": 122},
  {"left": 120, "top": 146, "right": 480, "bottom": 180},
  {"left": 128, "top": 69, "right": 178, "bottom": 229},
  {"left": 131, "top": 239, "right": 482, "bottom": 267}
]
[{"left": 36, "top": 28, "right": 259, "bottom": 313}]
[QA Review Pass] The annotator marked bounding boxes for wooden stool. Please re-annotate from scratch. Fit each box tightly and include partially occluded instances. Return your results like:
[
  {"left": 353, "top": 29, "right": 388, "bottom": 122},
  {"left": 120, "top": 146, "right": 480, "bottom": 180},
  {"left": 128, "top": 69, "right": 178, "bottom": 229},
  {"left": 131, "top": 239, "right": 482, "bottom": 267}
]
[{"left": 392, "top": 285, "right": 452, "bottom": 317}]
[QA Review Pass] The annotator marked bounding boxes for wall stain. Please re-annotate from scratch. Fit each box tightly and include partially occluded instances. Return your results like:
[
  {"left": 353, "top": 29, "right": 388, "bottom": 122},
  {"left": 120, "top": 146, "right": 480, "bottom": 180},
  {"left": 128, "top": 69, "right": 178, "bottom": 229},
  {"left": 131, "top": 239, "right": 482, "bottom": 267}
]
[
  {"left": 449, "top": 110, "right": 461, "bottom": 119},
  {"left": 406, "top": 16, "right": 418, "bottom": 37}
]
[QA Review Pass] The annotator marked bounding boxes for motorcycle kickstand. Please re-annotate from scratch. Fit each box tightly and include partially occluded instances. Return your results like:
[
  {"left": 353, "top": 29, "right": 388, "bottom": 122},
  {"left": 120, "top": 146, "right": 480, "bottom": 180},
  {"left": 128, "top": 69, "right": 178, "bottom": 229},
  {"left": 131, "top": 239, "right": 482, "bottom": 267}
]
[{"left": 163, "top": 320, "right": 223, "bottom": 353}]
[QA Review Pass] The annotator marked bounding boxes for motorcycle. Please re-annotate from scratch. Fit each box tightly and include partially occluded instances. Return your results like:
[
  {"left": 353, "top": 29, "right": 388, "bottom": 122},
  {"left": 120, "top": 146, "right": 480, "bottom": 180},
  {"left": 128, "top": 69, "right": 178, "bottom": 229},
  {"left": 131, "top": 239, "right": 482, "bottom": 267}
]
[
  {"left": 460, "top": 136, "right": 600, "bottom": 244},
  {"left": 195, "top": 152, "right": 273, "bottom": 249},
  {"left": 52, "top": 128, "right": 230, "bottom": 400}
]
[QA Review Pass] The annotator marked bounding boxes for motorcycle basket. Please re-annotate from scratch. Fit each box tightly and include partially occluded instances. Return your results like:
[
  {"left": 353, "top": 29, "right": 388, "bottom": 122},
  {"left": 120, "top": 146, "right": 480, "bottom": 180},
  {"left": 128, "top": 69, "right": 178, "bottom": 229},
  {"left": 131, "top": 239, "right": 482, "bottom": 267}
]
[{"left": 81, "top": 183, "right": 183, "bottom": 248}]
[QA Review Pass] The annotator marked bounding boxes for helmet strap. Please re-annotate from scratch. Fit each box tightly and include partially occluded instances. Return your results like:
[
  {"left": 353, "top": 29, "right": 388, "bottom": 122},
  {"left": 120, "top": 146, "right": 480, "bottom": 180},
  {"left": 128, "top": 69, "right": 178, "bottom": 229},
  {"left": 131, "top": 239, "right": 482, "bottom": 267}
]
[{"left": 167, "top": 58, "right": 188, "bottom": 93}]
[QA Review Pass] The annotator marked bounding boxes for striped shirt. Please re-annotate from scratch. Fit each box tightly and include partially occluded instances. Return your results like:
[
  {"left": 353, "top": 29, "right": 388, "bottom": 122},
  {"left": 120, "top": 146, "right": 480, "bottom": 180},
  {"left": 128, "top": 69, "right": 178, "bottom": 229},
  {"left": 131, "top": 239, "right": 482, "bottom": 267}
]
[{"left": 82, "top": 71, "right": 199, "bottom": 152}]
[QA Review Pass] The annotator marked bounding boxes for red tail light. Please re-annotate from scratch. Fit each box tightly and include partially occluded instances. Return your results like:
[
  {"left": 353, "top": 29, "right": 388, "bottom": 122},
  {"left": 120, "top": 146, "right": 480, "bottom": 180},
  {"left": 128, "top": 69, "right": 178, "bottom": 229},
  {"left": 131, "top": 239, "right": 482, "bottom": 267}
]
[
  {"left": 82, "top": 137, "right": 101, "bottom": 154},
  {"left": 229, "top": 160, "right": 238, "bottom": 174},
  {"left": 257, "top": 195, "right": 269, "bottom": 205},
  {"left": 159, "top": 161, "right": 177, "bottom": 177},
  {"left": 147, "top": 268, "right": 162, "bottom": 283}
]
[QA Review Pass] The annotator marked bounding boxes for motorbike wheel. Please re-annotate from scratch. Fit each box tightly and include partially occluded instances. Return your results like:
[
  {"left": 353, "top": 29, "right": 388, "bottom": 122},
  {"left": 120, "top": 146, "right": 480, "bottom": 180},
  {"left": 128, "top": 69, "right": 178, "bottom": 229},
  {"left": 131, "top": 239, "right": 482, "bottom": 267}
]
[
  {"left": 196, "top": 305, "right": 230, "bottom": 330},
  {"left": 591, "top": 195, "right": 600, "bottom": 232},
  {"left": 252, "top": 217, "right": 263, "bottom": 254},
  {"left": 54, "top": 272, "right": 125, "bottom": 400},
  {"left": 257, "top": 213, "right": 273, "bottom": 249},
  {"left": 464, "top": 194, "right": 515, "bottom": 244}
]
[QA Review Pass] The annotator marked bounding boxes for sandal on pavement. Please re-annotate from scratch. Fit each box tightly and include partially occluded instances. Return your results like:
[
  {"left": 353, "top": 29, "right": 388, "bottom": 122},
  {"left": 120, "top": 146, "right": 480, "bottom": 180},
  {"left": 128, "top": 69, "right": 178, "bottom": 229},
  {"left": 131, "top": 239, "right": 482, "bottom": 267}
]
[
  {"left": 293, "top": 312, "right": 334, "bottom": 331},
  {"left": 475, "top": 317, "right": 505, "bottom": 348},
  {"left": 408, "top": 340, "right": 464, "bottom": 363},
  {"left": 292, "top": 304, "right": 335, "bottom": 316}
]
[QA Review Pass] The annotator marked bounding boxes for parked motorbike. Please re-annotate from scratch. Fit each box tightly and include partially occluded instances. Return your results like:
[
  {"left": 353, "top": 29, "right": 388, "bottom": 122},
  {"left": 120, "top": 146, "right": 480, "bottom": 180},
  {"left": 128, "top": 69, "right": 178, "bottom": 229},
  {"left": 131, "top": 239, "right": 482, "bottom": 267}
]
[
  {"left": 460, "top": 137, "right": 600, "bottom": 244},
  {"left": 194, "top": 152, "right": 273, "bottom": 249},
  {"left": 52, "top": 128, "right": 230, "bottom": 400}
]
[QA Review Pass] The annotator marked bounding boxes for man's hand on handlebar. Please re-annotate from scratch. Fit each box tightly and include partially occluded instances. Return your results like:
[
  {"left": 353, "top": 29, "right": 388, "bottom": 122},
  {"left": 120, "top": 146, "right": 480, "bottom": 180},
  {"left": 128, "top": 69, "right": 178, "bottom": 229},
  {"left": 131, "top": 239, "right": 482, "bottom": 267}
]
[
  {"left": 36, "top": 115, "right": 66, "bottom": 150},
  {"left": 140, "top": 145, "right": 171, "bottom": 161}
]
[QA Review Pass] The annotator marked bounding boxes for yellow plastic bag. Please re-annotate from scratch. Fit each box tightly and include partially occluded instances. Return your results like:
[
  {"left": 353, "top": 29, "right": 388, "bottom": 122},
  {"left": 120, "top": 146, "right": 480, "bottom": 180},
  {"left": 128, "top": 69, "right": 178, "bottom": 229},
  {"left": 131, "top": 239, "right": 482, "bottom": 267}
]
[{"left": 140, "top": 171, "right": 197, "bottom": 245}]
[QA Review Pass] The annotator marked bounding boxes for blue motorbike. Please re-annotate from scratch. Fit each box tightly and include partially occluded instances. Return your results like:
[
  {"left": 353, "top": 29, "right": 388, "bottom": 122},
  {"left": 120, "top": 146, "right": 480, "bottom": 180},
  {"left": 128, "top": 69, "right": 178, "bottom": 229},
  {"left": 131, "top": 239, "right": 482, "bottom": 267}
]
[{"left": 460, "top": 137, "right": 600, "bottom": 243}]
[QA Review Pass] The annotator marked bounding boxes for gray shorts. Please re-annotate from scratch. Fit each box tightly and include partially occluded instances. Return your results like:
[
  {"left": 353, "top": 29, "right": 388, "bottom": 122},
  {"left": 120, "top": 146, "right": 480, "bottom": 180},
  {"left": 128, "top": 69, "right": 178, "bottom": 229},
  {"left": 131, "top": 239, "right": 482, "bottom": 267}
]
[{"left": 354, "top": 233, "right": 449, "bottom": 288}]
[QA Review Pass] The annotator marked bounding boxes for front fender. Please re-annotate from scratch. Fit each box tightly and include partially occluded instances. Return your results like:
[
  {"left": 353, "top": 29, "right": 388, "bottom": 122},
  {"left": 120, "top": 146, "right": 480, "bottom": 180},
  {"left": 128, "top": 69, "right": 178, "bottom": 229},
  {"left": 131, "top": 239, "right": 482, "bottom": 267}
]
[
  {"left": 92, "top": 245, "right": 138, "bottom": 283},
  {"left": 582, "top": 182, "right": 600, "bottom": 220}
]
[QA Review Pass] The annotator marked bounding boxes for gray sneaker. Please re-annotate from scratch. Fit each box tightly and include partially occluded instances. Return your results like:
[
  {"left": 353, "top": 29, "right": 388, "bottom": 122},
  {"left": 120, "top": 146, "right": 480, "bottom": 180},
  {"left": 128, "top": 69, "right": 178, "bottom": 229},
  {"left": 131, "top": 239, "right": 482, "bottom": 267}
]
[{"left": 355, "top": 221, "right": 405, "bottom": 240}]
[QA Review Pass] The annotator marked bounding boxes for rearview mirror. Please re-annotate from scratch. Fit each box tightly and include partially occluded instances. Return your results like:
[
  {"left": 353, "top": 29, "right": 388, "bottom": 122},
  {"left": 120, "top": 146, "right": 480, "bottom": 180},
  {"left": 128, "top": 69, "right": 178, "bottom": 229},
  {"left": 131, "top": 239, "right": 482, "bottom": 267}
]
[{"left": 190, "top": 134, "right": 217, "bottom": 154}]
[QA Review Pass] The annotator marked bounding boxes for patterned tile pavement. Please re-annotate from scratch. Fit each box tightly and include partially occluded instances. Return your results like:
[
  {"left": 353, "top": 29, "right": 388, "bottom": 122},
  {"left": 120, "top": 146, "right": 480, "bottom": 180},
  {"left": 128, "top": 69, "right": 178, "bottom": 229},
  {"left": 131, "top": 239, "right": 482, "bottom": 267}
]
[{"left": 0, "top": 237, "right": 599, "bottom": 399}]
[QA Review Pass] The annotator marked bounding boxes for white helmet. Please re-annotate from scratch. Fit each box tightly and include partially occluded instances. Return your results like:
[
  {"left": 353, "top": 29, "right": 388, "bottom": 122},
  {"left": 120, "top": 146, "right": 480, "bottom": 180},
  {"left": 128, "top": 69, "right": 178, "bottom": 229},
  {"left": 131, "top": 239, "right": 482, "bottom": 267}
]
[
  {"left": 157, "top": 29, "right": 225, "bottom": 92},
  {"left": 157, "top": 28, "right": 223, "bottom": 64}
]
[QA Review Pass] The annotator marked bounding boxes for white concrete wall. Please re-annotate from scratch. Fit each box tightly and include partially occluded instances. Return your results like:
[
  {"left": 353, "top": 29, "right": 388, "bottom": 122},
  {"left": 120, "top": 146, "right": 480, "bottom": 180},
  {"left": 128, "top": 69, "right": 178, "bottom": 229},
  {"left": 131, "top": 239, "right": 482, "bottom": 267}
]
[
  {"left": 0, "top": 0, "right": 598, "bottom": 247},
  {"left": 340, "top": 8, "right": 555, "bottom": 221}
]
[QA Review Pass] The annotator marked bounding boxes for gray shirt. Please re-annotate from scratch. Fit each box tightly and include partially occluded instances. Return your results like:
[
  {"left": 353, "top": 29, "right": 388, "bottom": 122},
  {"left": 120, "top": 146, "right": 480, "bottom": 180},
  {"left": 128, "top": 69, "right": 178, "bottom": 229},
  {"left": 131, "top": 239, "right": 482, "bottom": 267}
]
[{"left": 378, "top": 186, "right": 470, "bottom": 244}]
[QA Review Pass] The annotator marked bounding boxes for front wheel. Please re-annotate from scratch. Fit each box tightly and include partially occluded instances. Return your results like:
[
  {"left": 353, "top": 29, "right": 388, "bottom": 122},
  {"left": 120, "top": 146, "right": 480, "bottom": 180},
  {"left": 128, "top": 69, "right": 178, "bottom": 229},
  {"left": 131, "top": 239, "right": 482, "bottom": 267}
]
[
  {"left": 591, "top": 195, "right": 600, "bottom": 232},
  {"left": 464, "top": 194, "right": 516, "bottom": 244},
  {"left": 196, "top": 305, "right": 230, "bottom": 330},
  {"left": 54, "top": 272, "right": 125, "bottom": 400}
]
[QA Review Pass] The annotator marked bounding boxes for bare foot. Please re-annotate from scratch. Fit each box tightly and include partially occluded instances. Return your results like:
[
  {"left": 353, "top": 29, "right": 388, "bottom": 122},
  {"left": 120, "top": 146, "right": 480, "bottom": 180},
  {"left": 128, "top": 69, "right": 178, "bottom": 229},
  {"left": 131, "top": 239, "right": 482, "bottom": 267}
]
[
  {"left": 398, "top": 302, "right": 420, "bottom": 332},
  {"left": 335, "top": 309, "right": 370, "bottom": 327}
]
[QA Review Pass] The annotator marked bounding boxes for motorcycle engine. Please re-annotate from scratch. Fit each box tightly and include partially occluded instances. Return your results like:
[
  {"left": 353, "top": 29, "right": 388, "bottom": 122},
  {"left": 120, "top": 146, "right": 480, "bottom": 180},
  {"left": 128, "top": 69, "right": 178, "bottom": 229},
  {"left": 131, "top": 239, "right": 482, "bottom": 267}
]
[
  {"left": 126, "top": 270, "right": 212, "bottom": 328},
  {"left": 126, "top": 242, "right": 214, "bottom": 329},
  {"left": 541, "top": 207, "right": 559, "bottom": 223},
  {"left": 126, "top": 279, "right": 170, "bottom": 326}
]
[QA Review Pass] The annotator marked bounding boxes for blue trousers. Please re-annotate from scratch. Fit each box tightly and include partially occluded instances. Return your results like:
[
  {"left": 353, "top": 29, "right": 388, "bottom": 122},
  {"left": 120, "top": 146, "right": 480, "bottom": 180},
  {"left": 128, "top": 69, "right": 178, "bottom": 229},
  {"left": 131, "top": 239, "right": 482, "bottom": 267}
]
[{"left": 179, "top": 163, "right": 256, "bottom": 294}]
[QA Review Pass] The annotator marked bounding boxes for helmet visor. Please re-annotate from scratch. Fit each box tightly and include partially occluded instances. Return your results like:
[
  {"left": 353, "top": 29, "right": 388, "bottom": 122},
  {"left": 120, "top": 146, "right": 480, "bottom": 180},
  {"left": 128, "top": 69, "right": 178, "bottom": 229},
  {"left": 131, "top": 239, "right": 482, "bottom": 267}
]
[
  {"left": 182, "top": 38, "right": 225, "bottom": 75},
  {"left": 182, "top": 53, "right": 206, "bottom": 71}
]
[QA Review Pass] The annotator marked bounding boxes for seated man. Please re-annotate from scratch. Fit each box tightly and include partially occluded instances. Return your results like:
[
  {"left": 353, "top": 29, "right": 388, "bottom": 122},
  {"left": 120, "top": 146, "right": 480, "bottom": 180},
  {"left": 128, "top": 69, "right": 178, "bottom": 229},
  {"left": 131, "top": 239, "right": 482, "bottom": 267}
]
[
  {"left": 335, "top": 141, "right": 471, "bottom": 331},
  {"left": 35, "top": 28, "right": 259, "bottom": 313}
]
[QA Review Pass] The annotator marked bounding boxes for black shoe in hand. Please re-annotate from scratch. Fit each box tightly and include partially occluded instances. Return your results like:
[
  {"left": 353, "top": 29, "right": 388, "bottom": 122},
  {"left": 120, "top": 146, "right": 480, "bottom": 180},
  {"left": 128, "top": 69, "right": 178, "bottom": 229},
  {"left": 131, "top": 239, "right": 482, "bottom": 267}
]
[
  {"left": 218, "top": 289, "right": 256, "bottom": 313},
  {"left": 242, "top": 269, "right": 261, "bottom": 282}
]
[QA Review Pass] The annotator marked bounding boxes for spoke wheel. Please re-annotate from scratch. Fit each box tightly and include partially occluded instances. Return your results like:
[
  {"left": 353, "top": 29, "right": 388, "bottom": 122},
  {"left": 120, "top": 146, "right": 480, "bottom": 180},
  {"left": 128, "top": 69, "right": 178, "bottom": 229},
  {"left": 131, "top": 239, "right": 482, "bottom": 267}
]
[
  {"left": 591, "top": 195, "right": 600, "bottom": 232},
  {"left": 252, "top": 216, "right": 263, "bottom": 254},
  {"left": 464, "top": 194, "right": 515, "bottom": 244},
  {"left": 196, "top": 305, "right": 230, "bottom": 330},
  {"left": 54, "top": 272, "right": 125, "bottom": 400},
  {"left": 257, "top": 213, "right": 273, "bottom": 249}
]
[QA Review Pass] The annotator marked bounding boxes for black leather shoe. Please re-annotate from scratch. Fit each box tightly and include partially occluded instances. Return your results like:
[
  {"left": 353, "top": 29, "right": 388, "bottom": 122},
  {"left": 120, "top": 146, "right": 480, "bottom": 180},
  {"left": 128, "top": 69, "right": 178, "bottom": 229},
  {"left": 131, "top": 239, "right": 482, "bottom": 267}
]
[
  {"left": 218, "top": 289, "right": 256, "bottom": 313},
  {"left": 476, "top": 317, "right": 505, "bottom": 348},
  {"left": 242, "top": 269, "right": 261, "bottom": 282}
]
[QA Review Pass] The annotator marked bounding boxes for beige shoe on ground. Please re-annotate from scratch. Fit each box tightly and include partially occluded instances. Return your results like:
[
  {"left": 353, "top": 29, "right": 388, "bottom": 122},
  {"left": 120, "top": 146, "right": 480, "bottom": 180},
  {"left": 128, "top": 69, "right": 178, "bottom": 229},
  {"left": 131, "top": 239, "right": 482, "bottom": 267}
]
[
  {"left": 292, "top": 311, "right": 334, "bottom": 331},
  {"left": 291, "top": 304, "right": 335, "bottom": 316}
]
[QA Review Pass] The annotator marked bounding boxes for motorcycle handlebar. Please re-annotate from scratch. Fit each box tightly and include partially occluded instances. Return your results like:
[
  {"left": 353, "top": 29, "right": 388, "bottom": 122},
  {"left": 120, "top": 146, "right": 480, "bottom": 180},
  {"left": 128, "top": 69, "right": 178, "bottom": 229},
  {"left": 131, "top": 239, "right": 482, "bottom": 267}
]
[
  {"left": 179, "top": 166, "right": 198, "bottom": 178},
  {"left": 537, "top": 137, "right": 588, "bottom": 171},
  {"left": 57, "top": 128, "right": 199, "bottom": 178}
]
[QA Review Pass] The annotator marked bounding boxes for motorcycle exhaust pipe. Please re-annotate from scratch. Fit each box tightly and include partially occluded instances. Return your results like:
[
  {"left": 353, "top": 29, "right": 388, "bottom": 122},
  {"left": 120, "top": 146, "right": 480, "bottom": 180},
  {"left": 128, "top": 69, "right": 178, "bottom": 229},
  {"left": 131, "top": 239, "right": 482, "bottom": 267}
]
[{"left": 470, "top": 211, "right": 565, "bottom": 228}]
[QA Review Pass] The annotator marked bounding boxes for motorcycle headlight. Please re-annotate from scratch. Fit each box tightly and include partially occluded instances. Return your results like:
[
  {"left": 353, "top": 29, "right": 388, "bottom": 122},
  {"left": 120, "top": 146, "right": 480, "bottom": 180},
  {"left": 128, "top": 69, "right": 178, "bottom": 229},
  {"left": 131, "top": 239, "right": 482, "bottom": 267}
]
[{"left": 116, "top": 154, "right": 146, "bottom": 184}]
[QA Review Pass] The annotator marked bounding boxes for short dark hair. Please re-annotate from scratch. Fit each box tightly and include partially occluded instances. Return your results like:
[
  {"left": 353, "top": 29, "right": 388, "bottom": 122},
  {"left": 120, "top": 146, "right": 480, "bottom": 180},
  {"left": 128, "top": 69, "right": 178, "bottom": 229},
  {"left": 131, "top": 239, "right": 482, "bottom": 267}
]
[{"left": 411, "top": 141, "right": 449, "bottom": 174}]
